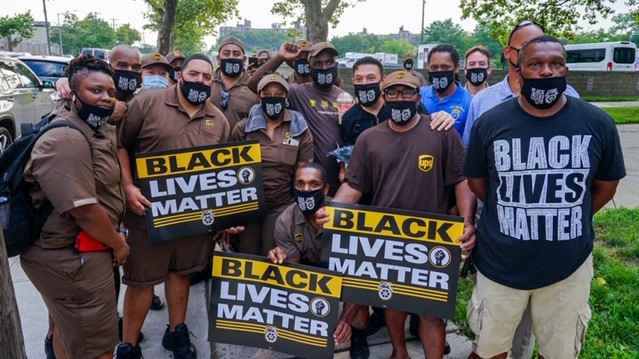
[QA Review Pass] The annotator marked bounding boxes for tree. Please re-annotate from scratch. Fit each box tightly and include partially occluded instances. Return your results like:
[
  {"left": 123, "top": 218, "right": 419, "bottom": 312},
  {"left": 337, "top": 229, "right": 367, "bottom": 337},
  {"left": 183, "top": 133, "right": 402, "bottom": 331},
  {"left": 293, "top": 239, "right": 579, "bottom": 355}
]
[
  {"left": 116, "top": 24, "right": 142, "bottom": 45},
  {"left": 50, "top": 13, "right": 117, "bottom": 55},
  {"left": 423, "top": 19, "right": 471, "bottom": 52},
  {"left": 379, "top": 39, "right": 414, "bottom": 57},
  {"left": 469, "top": 22, "right": 507, "bottom": 66},
  {"left": 271, "top": 0, "right": 366, "bottom": 42},
  {"left": 143, "top": 0, "right": 239, "bottom": 54},
  {"left": 0, "top": 12, "right": 35, "bottom": 51},
  {"left": 330, "top": 33, "right": 382, "bottom": 55},
  {"left": 138, "top": 43, "right": 157, "bottom": 54},
  {"left": 459, "top": 0, "right": 617, "bottom": 40}
]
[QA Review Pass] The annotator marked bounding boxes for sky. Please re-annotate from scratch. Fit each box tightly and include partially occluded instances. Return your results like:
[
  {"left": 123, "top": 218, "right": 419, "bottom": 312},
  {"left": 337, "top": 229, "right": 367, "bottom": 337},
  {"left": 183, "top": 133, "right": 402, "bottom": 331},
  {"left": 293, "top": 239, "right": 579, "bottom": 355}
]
[{"left": 2, "top": 0, "right": 623, "bottom": 50}]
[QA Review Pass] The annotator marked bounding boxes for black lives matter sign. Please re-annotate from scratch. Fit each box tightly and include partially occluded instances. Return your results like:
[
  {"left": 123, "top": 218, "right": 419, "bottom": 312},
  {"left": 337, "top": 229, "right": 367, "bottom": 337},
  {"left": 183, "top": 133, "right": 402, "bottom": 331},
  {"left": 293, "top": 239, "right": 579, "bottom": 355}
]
[
  {"left": 210, "top": 253, "right": 342, "bottom": 358},
  {"left": 134, "top": 141, "right": 264, "bottom": 244},
  {"left": 321, "top": 201, "right": 463, "bottom": 319}
]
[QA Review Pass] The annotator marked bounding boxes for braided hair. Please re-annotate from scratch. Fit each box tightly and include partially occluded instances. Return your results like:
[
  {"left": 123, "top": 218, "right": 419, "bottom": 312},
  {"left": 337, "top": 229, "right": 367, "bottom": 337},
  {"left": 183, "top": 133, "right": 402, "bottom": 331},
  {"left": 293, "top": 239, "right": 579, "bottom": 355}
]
[{"left": 65, "top": 55, "right": 114, "bottom": 92}]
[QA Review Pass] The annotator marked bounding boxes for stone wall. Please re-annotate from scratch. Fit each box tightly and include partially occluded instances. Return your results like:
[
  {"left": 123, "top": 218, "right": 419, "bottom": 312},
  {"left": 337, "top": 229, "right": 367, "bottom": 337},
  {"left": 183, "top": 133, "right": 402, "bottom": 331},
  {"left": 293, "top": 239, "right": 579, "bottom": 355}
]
[{"left": 338, "top": 69, "right": 639, "bottom": 97}]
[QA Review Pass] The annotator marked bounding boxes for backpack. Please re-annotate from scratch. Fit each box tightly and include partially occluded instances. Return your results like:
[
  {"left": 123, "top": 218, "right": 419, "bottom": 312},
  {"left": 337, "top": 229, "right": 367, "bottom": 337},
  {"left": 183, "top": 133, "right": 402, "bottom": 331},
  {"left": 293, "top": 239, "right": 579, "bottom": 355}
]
[{"left": 0, "top": 115, "right": 90, "bottom": 257}]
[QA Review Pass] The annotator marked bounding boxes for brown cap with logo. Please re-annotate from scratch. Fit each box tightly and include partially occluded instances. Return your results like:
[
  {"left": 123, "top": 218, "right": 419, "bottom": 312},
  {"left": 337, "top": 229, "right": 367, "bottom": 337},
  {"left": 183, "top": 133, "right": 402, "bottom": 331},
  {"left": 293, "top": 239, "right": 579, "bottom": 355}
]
[
  {"left": 403, "top": 52, "right": 414, "bottom": 61},
  {"left": 142, "top": 52, "right": 173, "bottom": 72},
  {"left": 165, "top": 50, "right": 185, "bottom": 64},
  {"left": 382, "top": 70, "right": 421, "bottom": 90},
  {"left": 295, "top": 39, "right": 314, "bottom": 53},
  {"left": 257, "top": 73, "right": 290, "bottom": 93},
  {"left": 307, "top": 41, "right": 338, "bottom": 60},
  {"left": 218, "top": 36, "right": 245, "bottom": 53}
]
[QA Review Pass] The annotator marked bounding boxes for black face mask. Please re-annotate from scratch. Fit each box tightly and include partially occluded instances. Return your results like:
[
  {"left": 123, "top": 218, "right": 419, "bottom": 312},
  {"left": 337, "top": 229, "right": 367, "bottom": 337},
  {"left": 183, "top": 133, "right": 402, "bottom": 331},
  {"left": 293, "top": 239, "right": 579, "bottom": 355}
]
[
  {"left": 74, "top": 94, "right": 114, "bottom": 128},
  {"left": 220, "top": 58, "right": 244, "bottom": 78},
  {"left": 179, "top": 80, "right": 211, "bottom": 105},
  {"left": 260, "top": 97, "right": 286, "bottom": 120},
  {"left": 311, "top": 66, "right": 338, "bottom": 88},
  {"left": 520, "top": 76, "right": 567, "bottom": 110},
  {"left": 113, "top": 70, "right": 142, "bottom": 97},
  {"left": 403, "top": 60, "right": 414, "bottom": 70},
  {"left": 386, "top": 101, "right": 417, "bottom": 126},
  {"left": 428, "top": 70, "right": 455, "bottom": 93},
  {"left": 170, "top": 66, "right": 181, "bottom": 83},
  {"left": 465, "top": 68, "right": 488, "bottom": 87},
  {"left": 294, "top": 59, "right": 311, "bottom": 77},
  {"left": 353, "top": 82, "right": 381, "bottom": 108},
  {"left": 293, "top": 188, "right": 325, "bottom": 216}
]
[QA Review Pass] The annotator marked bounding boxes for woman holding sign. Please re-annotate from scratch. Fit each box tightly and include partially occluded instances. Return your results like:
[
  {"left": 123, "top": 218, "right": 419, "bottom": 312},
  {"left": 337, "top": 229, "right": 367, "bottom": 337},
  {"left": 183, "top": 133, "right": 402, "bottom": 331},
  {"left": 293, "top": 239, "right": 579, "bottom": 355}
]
[
  {"left": 231, "top": 74, "right": 314, "bottom": 255},
  {"left": 20, "top": 55, "right": 129, "bottom": 359}
]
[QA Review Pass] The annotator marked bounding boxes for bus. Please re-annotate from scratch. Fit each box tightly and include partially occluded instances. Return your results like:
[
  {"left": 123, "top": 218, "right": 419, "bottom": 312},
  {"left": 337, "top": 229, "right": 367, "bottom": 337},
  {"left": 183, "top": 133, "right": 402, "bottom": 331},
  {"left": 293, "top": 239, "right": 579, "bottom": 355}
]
[{"left": 564, "top": 41, "right": 637, "bottom": 71}]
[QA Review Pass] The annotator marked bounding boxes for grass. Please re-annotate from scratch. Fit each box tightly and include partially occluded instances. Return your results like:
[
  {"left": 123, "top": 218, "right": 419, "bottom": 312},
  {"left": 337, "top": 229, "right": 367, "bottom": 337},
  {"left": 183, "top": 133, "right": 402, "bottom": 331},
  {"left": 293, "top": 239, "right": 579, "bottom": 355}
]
[
  {"left": 453, "top": 207, "right": 639, "bottom": 357},
  {"left": 600, "top": 106, "right": 639, "bottom": 125},
  {"left": 582, "top": 95, "right": 639, "bottom": 102}
]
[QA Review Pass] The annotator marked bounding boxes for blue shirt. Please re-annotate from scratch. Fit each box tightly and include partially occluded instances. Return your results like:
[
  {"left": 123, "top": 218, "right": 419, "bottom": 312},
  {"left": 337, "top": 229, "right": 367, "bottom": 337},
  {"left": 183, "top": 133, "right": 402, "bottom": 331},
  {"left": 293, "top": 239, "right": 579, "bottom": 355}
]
[
  {"left": 462, "top": 75, "right": 580, "bottom": 147},
  {"left": 420, "top": 81, "right": 473, "bottom": 138}
]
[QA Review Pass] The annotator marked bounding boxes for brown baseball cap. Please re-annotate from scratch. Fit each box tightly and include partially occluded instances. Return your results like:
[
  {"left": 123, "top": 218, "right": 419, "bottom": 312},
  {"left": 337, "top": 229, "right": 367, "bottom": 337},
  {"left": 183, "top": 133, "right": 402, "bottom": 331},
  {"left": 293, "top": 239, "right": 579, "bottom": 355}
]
[
  {"left": 142, "top": 52, "right": 173, "bottom": 72},
  {"left": 218, "top": 36, "right": 245, "bottom": 53},
  {"left": 307, "top": 41, "right": 338, "bottom": 60},
  {"left": 165, "top": 50, "right": 185, "bottom": 64},
  {"left": 295, "top": 39, "right": 314, "bottom": 53},
  {"left": 257, "top": 73, "right": 290, "bottom": 93},
  {"left": 382, "top": 70, "right": 421, "bottom": 90},
  {"left": 403, "top": 52, "right": 414, "bottom": 61}
]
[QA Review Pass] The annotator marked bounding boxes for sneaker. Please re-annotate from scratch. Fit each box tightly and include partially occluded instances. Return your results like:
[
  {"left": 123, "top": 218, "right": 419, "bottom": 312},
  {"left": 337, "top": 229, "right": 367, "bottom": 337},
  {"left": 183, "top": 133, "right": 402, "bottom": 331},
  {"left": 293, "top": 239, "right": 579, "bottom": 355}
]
[
  {"left": 44, "top": 335, "right": 56, "bottom": 359},
  {"left": 150, "top": 294, "right": 164, "bottom": 311},
  {"left": 114, "top": 343, "right": 142, "bottom": 359},
  {"left": 118, "top": 317, "right": 144, "bottom": 343},
  {"left": 349, "top": 326, "right": 370, "bottom": 359},
  {"left": 162, "top": 324, "right": 197, "bottom": 359}
]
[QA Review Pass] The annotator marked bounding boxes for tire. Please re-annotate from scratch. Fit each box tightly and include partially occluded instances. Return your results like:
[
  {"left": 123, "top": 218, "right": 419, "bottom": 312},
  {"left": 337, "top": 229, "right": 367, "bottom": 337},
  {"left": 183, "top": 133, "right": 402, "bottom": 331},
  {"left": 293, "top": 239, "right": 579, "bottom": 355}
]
[{"left": 0, "top": 126, "right": 13, "bottom": 153}]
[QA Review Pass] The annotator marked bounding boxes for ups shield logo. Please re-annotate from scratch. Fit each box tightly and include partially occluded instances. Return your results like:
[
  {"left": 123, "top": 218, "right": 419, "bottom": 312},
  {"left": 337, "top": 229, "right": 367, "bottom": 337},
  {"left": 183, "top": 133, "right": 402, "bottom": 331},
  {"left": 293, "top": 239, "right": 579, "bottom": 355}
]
[{"left": 418, "top": 154, "right": 434, "bottom": 173}]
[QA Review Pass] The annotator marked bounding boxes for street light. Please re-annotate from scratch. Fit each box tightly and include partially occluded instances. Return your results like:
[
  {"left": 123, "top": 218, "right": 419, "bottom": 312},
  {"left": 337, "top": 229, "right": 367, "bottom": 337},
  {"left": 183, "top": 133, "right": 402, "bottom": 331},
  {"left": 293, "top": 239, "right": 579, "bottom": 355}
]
[{"left": 420, "top": 0, "right": 426, "bottom": 44}]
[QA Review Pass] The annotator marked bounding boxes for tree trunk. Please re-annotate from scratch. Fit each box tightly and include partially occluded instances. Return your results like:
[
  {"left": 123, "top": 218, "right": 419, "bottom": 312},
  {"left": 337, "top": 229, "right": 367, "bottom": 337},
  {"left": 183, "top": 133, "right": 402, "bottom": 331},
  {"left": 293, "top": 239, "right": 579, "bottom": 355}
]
[
  {"left": 6, "top": 36, "right": 13, "bottom": 52},
  {"left": 157, "top": 0, "right": 177, "bottom": 54},
  {"left": 304, "top": 0, "right": 329, "bottom": 42},
  {"left": 0, "top": 231, "right": 27, "bottom": 359}
]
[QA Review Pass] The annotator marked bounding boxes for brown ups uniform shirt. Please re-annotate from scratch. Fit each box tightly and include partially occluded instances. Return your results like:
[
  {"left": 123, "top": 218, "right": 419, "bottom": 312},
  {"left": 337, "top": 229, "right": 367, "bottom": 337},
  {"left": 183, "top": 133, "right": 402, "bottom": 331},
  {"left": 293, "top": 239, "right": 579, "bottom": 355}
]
[
  {"left": 231, "top": 106, "right": 313, "bottom": 207},
  {"left": 25, "top": 107, "right": 125, "bottom": 249},
  {"left": 274, "top": 202, "right": 323, "bottom": 265},
  {"left": 210, "top": 70, "right": 260, "bottom": 129},
  {"left": 287, "top": 83, "right": 343, "bottom": 195},
  {"left": 346, "top": 114, "right": 465, "bottom": 214},
  {"left": 119, "top": 85, "right": 230, "bottom": 228}
]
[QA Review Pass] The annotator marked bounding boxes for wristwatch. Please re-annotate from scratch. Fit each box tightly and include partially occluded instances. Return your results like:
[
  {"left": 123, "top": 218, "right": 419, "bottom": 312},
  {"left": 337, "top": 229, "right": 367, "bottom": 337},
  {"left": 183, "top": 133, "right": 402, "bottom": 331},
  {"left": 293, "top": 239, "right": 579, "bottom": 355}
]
[{"left": 117, "top": 227, "right": 129, "bottom": 240}]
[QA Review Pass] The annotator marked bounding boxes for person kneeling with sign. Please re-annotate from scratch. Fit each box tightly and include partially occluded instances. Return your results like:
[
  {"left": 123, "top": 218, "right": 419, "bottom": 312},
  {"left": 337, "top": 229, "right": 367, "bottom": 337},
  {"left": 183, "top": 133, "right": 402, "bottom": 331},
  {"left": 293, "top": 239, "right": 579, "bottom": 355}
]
[{"left": 268, "top": 162, "right": 364, "bottom": 353}]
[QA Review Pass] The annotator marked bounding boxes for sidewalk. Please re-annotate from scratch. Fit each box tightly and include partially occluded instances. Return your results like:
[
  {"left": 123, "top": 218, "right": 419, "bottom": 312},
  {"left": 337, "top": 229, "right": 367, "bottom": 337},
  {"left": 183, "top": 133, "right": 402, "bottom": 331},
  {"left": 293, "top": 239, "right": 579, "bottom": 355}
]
[{"left": 11, "top": 256, "right": 472, "bottom": 358}]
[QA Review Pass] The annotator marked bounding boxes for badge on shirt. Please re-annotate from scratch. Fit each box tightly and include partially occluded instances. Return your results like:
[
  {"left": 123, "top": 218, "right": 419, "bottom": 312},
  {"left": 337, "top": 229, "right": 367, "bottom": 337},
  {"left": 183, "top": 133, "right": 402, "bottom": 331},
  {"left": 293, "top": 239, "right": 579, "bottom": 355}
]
[
  {"left": 321, "top": 100, "right": 329, "bottom": 109},
  {"left": 283, "top": 132, "right": 300, "bottom": 146},
  {"left": 309, "top": 99, "right": 316, "bottom": 107},
  {"left": 205, "top": 119, "right": 214, "bottom": 127},
  {"left": 418, "top": 154, "right": 434, "bottom": 173},
  {"left": 294, "top": 233, "right": 303, "bottom": 243}
]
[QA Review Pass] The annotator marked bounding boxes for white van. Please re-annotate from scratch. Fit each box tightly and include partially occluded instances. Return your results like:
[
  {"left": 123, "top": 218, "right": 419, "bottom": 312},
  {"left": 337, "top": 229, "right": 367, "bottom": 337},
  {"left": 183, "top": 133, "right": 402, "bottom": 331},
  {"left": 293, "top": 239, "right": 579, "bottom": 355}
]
[{"left": 564, "top": 41, "right": 637, "bottom": 71}]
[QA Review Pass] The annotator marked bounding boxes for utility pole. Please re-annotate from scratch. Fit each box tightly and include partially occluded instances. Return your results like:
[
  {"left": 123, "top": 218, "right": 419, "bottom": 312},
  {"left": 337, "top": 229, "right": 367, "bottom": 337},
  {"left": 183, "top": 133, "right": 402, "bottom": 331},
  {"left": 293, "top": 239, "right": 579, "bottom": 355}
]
[
  {"left": 111, "top": 18, "right": 118, "bottom": 29},
  {"left": 57, "top": 13, "right": 63, "bottom": 55},
  {"left": 420, "top": 0, "right": 426, "bottom": 44},
  {"left": 42, "top": 0, "right": 51, "bottom": 55},
  {"left": 0, "top": 231, "right": 27, "bottom": 359}
]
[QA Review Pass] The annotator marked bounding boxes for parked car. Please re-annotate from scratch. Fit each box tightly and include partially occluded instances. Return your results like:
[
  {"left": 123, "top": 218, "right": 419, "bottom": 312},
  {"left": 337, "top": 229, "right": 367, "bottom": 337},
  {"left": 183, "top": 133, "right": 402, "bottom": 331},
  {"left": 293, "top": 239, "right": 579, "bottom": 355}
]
[
  {"left": 0, "top": 56, "right": 56, "bottom": 152},
  {"left": 18, "top": 55, "right": 70, "bottom": 84},
  {"left": 81, "top": 48, "right": 111, "bottom": 60}
]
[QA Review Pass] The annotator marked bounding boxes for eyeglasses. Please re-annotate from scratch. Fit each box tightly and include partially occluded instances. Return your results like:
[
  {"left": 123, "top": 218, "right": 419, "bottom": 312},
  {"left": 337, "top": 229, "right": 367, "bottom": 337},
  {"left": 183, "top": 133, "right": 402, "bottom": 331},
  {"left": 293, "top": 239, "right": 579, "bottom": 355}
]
[
  {"left": 384, "top": 88, "right": 418, "bottom": 99},
  {"left": 220, "top": 90, "right": 229, "bottom": 110},
  {"left": 507, "top": 19, "right": 544, "bottom": 46}
]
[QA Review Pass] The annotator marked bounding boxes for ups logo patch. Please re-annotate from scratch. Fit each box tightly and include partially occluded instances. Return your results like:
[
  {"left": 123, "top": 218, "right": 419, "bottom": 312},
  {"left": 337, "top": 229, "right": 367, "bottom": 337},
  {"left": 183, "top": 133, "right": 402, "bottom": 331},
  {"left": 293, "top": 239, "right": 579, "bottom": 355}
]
[{"left": 418, "top": 154, "right": 434, "bottom": 173}]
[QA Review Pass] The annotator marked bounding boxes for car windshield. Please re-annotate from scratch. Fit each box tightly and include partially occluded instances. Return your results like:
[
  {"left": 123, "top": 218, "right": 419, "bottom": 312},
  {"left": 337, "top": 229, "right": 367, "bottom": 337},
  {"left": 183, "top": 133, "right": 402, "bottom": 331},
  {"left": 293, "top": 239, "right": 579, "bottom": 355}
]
[{"left": 21, "top": 60, "right": 67, "bottom": 78}]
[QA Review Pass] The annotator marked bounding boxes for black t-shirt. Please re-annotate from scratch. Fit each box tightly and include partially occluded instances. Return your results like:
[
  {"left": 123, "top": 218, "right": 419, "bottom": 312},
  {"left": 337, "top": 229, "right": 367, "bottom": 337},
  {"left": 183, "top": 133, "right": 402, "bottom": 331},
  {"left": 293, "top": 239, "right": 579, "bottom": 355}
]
[
  {"left": 463, "top": 96, "right": 626, "bottom": 290},
  {"left": 341, "top": 103, "right": 430, "bottom": 145}
]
